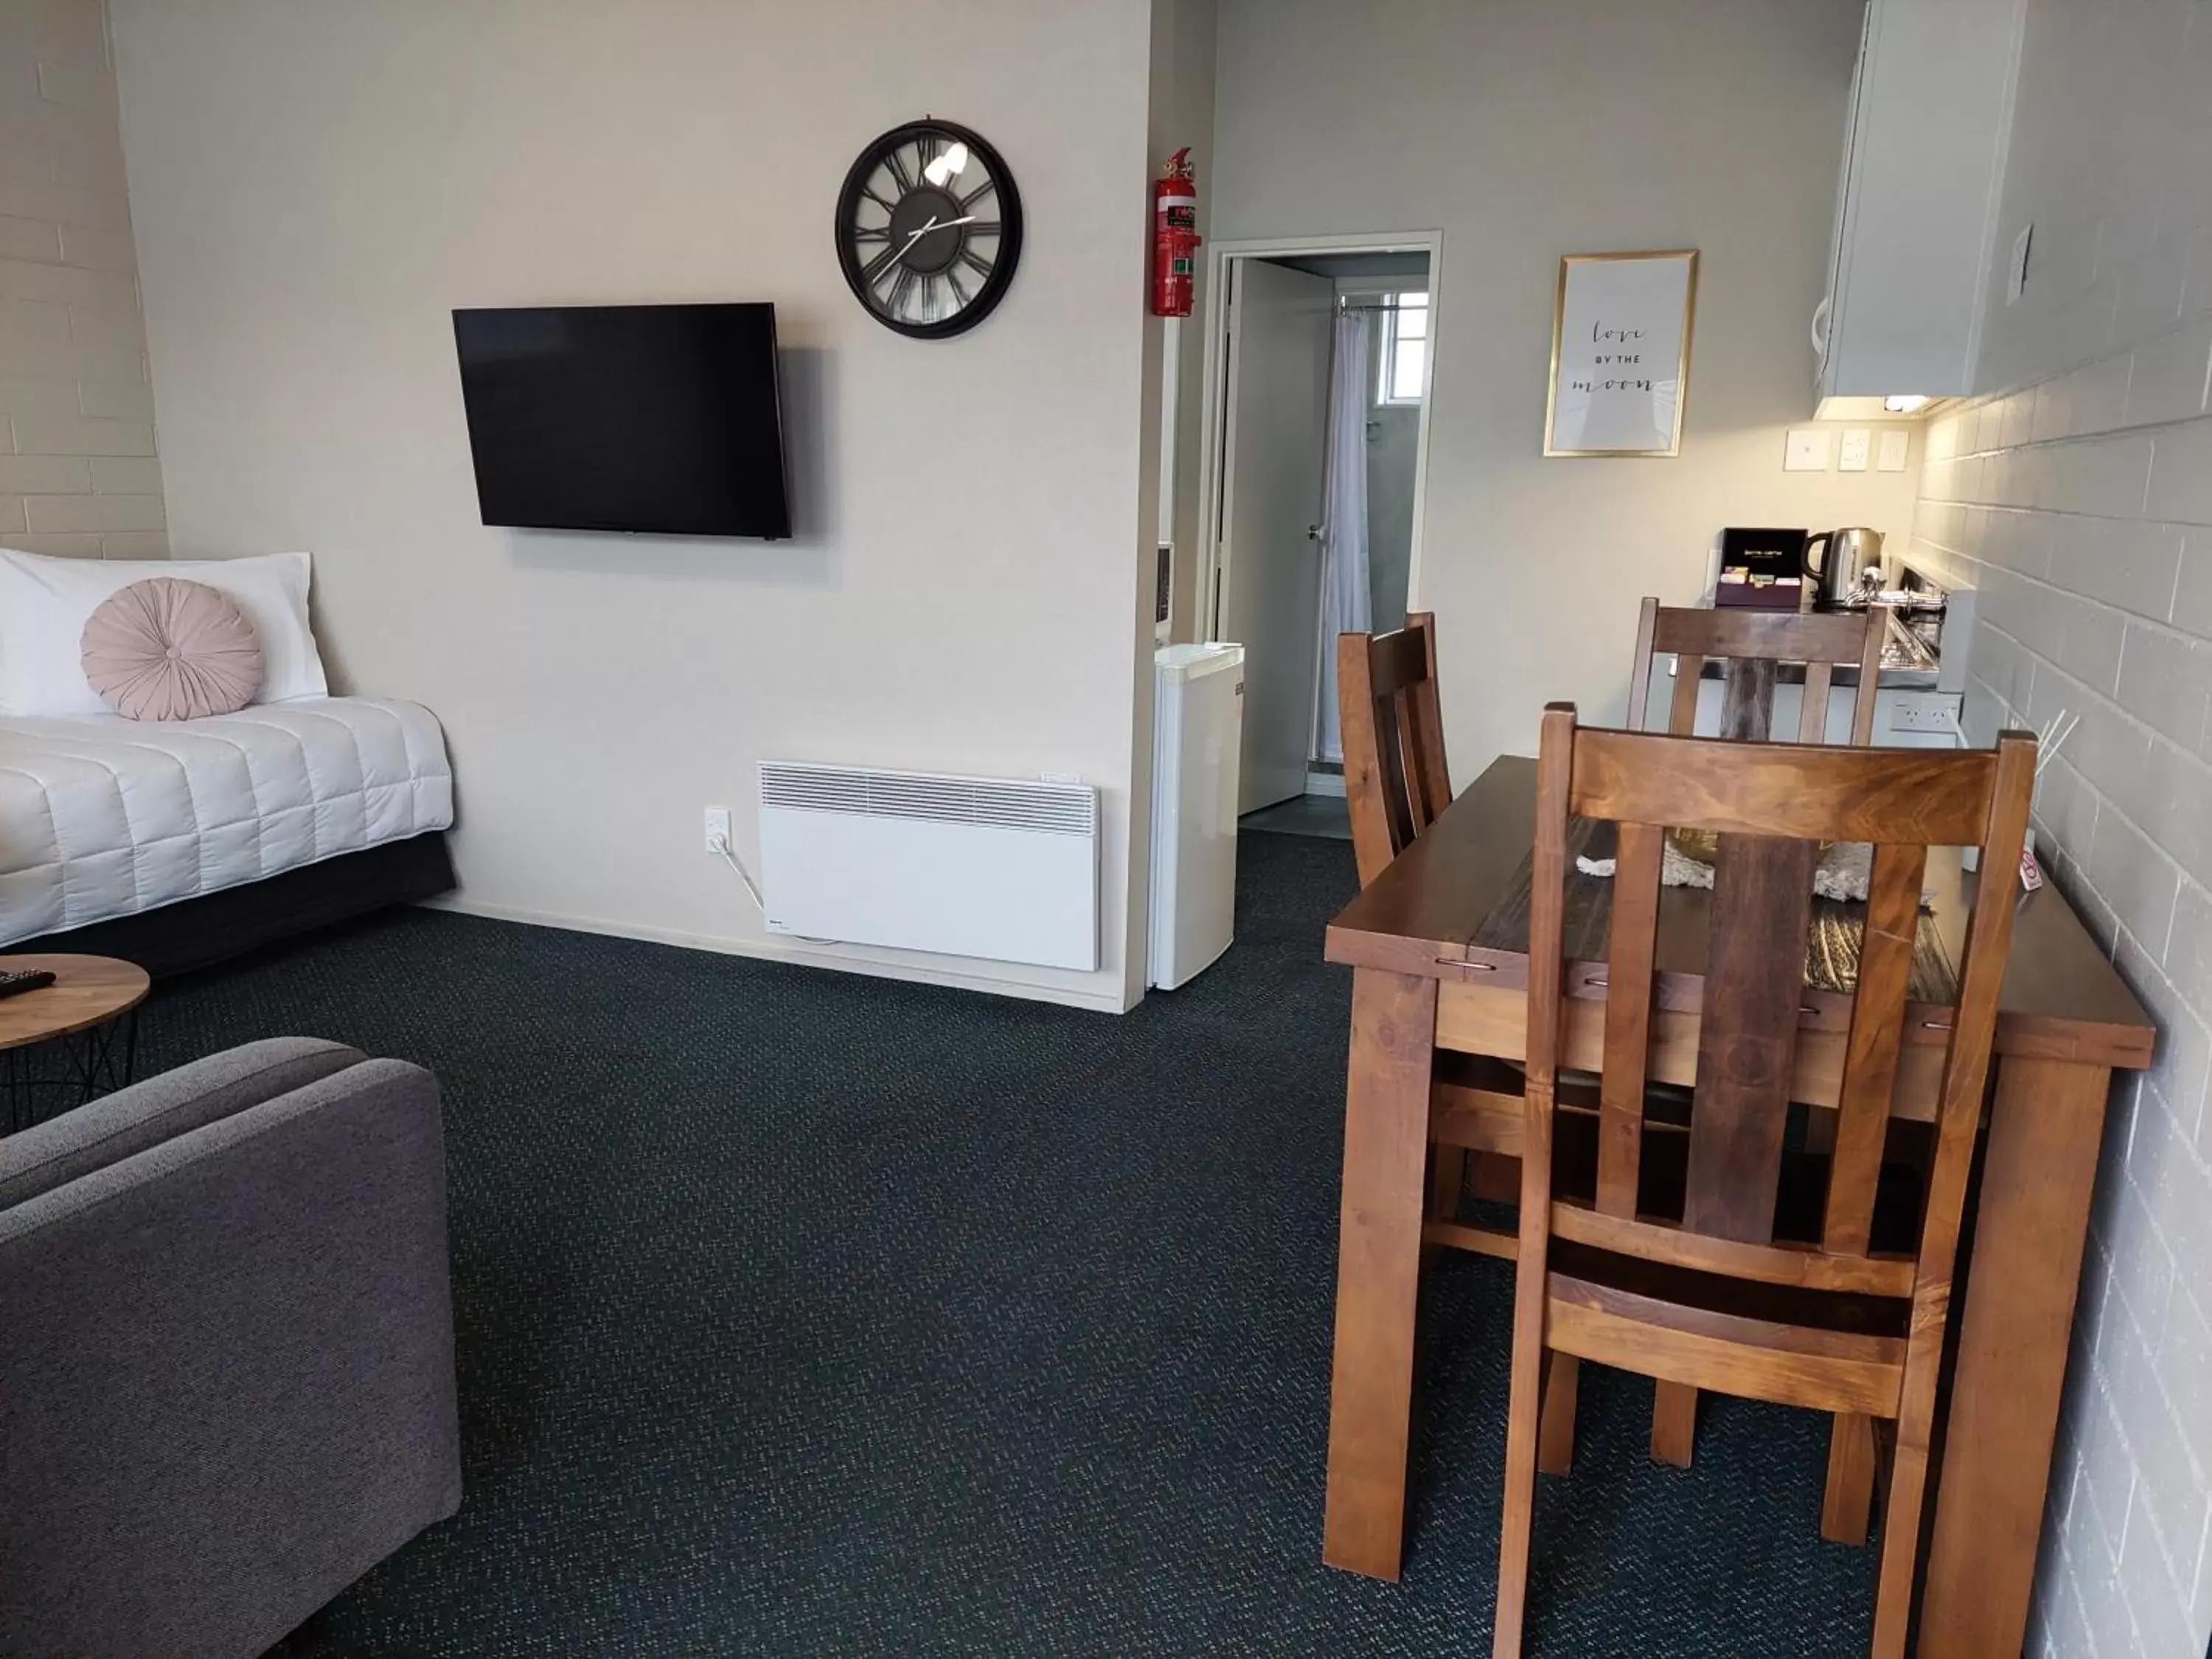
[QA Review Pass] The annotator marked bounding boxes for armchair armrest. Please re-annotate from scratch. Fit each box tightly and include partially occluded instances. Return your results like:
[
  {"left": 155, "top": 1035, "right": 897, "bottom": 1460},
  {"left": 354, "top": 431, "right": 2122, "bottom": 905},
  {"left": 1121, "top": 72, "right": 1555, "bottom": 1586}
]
[{"left": 0, "top": 1057, "right": 460, "bottom": 1659}]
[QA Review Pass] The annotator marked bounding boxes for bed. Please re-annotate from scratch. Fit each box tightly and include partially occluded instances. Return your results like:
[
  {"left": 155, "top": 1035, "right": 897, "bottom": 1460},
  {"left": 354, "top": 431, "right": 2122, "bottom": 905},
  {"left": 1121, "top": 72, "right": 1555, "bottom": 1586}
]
[{"left": 0, "top": 697, "right": 456, "bottom": 975}]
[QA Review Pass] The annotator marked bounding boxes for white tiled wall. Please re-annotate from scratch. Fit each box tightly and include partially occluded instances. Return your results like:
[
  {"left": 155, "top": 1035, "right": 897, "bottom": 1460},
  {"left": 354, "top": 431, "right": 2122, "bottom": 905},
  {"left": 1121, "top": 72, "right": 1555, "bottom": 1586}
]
[
  {"left": 1907, "top": 3, "right": 2212, "bottom": 1652},
  {"left": 0, "top": 0, "right": 164, "bottom": 558}
]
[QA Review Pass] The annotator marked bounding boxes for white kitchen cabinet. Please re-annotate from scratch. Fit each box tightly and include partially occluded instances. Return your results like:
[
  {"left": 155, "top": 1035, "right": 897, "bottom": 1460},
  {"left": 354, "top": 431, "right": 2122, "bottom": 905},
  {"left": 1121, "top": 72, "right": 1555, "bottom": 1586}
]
[{"left": 1814, "top": 0, "right": 2027, "bottom": 411}]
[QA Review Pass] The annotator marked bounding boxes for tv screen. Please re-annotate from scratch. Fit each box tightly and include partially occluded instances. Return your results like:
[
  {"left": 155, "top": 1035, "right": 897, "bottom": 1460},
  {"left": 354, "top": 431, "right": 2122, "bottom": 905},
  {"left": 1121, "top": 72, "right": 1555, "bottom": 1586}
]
[{"left": 452, "top": 302, "right": 791, "bottom": 539}]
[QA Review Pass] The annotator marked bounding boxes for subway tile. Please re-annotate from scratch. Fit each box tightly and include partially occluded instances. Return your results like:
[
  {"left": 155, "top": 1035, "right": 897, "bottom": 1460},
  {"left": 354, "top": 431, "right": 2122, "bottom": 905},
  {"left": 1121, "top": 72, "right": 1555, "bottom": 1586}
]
[
  {"left": 2146, "top": 420, "right": 2212, "bottom": 526},
  {"left": 65, "top": 299, "right": 141, "bottom": 355},
  {"left": 2054, "top": 437, "right": 2156, "bottom": 518},
  {"left": 2171, "top": 535, "right": 2212, "bottom": 639},
  {"left": 0, "top": 173, "right": 125, "bottom": 232},
  {"left": 0, "top": 490, "right": 20, "bottom": 530},
  {"left": 2087, "top": 805, "right": 2181, "bottom": 958},
  {"left": 9, "top": 412, "right": 151, "bottom": 454},
  {"left": 0, "top": 212, "right": 59, "bottom": 263},
  {"left": 0, "top": 127, "right": 46, "bottom": 184},
  {"left": 86, "top": 453, "right": 156, "bottom": 494},
  {"left": 0, "top": 451, "right": 85, "bottom": 493},
  {"left": 2115, "top": 622, "right": 2212, "bottom": 751},
  {"left": 1983, "top": 508, "right": 2052, "bottom": 578},
  {"left": 0, "top": 0, "right": 111, "bottom": 68},
  {"left": 2167, "top": 883, "right": 2212, "bottom": 1043},
  {"left": 41, "top": 122, "right": 125, "bottom": 194},
  {"left": 7, "top": 531, "right": 101, "bottom": 557},
  {"left": 0, "top": 372, "right": 74, "bottom": 414},
  {"left": 18, "top": 491, "right": 153, "bottom": 535},
  {"left": 0, "top": 255, "right": 135, "bottom": 307},
  {"left": 2066, "top": 694, "right": 2157, "bottom": 832},
  {"left": 1961, "top": 676, "right": 2006, "bottom": 747},
  {"left": 74, "top": 378, "right": 150, "bottom": 420},
  {"left": 2032, "top": 752, "right": 2098, "bottom": 864},
  {"left": 2137, "top": 746, "right": 2212, "bottom": 891},
  {"left": 54, "top": 218, "right": 132, "bottom": 274},
  {"left": 21, "top": 490, "right": 159, "bottom": 533},
  {"left": 32, "top": 58, "right": 113, "bottom": 114},
  {"left": 2034, "top": 375, "right": 2073, "bottom": 444},
  {"left": 2051, "top": 516, "right": 2185, "bottom": 618},
  {"left": 2067, "top": 354, "right": 2137, "bottom": 437},
  {"left": 2058, "top": 595, "right": 2129, "bottom": 695},
  {"left": 2119, "top": 1476, "right": 2201, "bottom": 1659},
  {"left": 100, "top": 531, "right": 167, "bottom": 559},
  {"left": 2124, "top": 320, "right": 2212, "bottom": 428},
  {"left": 2183, "top": 228, "right": 2212, "bottom": 321}
]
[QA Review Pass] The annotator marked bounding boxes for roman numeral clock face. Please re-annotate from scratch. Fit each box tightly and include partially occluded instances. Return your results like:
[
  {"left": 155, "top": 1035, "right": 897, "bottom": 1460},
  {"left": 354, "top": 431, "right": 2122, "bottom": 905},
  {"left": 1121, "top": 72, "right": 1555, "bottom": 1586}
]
[{"left": 835, "top": 121, "right": 1023, "bottom": 339}]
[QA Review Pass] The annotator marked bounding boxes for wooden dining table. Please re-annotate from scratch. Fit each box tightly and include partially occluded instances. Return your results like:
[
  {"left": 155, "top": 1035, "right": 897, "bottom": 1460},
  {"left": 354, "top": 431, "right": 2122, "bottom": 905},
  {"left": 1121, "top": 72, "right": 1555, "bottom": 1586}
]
[{"left": 1319, "top": 752, "right": 2154, "bottom": 1657}]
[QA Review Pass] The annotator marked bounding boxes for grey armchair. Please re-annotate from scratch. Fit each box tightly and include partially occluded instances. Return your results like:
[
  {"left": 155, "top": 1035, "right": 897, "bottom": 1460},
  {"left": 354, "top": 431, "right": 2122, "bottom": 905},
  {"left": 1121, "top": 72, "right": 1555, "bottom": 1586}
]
[{"left": 0, "top": 1038, "right": 462, "bottom": 1659}]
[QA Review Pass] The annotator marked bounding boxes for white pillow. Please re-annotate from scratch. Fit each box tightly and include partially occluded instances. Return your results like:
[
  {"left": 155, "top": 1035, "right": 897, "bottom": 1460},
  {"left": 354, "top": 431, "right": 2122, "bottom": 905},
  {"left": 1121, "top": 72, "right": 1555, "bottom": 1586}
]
[{"left": 0, "top": 548, "right": 329, "bottom": 717}]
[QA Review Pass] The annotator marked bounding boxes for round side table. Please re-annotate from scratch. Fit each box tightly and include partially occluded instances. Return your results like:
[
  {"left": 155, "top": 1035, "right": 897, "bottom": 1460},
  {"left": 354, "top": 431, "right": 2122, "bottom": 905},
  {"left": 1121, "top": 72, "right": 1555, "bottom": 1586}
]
[{"left": 0, "top": 954, "right": 150, "bottom": 1134}]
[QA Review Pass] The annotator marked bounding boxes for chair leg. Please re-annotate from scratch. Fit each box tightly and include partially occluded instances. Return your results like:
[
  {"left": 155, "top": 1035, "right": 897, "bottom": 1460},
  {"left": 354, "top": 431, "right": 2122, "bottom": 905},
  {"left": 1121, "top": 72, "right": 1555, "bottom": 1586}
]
[
  {"left": 1537, "top": 1353, "right": 1579, "bottom": 1475},
  {"left": 1492, "top": 1335, "right": 1545, "bottom": 1658},
  {"left": 1820, "top": 1412, "right": 1877, "bottom": 1546},
  {"left": 1650, "top": 1380, "right": 1697, "bottom": 1467},
  {"left": 1869, "top": 1351, "right": 1943, "bottom": 1658}
]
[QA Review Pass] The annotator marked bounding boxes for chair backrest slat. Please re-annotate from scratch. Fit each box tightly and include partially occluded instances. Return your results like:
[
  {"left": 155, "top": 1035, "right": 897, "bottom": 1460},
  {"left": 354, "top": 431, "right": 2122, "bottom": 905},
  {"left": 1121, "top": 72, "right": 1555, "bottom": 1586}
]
[
  {"left": 1340, "top": 613, "right": 1453, "bottom": 887},
  {"left": 1527, "top": 705, "right": 2036, "bottom": 1286},
  {"left": 1628, "top": 597, "right": 1887, "bottom": 745},
  {"left": 1597, "top": 820, "right": 1664, "bottom": 1217},
  {"left": 1822, "top": 840, "right": 1928, "bottom": 1255},
  {"left": 1680, "top": 831, "right": 1820, "bottom": 1245}
]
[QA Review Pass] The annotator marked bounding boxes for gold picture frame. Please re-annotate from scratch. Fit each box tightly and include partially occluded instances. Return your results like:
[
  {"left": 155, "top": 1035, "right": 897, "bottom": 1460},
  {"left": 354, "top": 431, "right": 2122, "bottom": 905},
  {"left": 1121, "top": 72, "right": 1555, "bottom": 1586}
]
[{"left": 1543, "top": 249, "right": 1699, "bottom": 458}]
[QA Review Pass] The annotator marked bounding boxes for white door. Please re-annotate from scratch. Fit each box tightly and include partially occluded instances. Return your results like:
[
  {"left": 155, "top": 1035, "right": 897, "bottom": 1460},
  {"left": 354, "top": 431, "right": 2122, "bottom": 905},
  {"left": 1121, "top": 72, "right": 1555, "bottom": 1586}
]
[{"left": 1218, "top": 259, "right": 1333, "bottom": 815}]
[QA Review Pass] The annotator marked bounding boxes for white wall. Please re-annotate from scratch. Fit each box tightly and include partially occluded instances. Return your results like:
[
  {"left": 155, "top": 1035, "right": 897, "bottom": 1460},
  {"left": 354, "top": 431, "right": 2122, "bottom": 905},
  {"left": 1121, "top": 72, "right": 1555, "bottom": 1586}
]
[
  {"left": 0, "top": 0, "right": 164, "bottom": 557},
  {"left": 1208, "top": 0, "right": 1925, "bottom": 776},
  {"left": 111, "top": 0, "right": 1174, "bottom": 1012},
  {"left": 1905, "top": 2, "right": 2212, "bottom": 1652}
]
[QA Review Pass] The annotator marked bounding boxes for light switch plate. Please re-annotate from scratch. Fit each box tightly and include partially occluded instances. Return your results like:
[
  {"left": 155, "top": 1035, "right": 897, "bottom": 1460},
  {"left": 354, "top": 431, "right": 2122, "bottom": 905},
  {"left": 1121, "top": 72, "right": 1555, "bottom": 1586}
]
[
  {"left": 1784, "top": 428, "right": 1832, "bottom": 472},
  {"left": 1877, "top": 428, "right": 1910, "bottom": 472},
  {"left": 1839, "top": 428, "right": 1871, "bottom": 471}
]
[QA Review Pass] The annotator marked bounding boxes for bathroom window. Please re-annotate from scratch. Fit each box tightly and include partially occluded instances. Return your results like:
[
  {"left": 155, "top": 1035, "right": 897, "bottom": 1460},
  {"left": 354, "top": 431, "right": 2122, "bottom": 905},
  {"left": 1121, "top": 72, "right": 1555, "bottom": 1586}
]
[{"left": 1376, "top": 293, "right": 1428, "bottom": 406}]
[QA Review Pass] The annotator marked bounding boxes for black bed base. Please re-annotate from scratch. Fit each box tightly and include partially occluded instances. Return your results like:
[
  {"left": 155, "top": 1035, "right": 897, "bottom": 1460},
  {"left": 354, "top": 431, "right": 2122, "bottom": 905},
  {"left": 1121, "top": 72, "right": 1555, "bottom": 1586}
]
[{"left": 14, "top": 832, "right": 458, "bottom": 978}]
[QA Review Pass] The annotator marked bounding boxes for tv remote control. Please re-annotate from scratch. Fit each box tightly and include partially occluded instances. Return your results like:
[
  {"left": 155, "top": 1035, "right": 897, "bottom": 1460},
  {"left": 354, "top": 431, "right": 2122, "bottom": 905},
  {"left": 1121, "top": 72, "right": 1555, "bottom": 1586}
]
[{"left": 0, "top": 969, "right": 57, "bottom": 1000}]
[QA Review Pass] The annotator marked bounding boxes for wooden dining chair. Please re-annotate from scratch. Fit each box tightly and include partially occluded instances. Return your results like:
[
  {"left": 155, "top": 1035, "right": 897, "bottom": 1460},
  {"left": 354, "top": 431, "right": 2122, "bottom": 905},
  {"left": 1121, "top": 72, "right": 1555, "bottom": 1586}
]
[
  {"left": 1338, "top": 614, "right": 1667, "bottom": 1467},
  {"left": 1489, "top": 706, "right": 2034, "bottom": 1659},
  {"left": 1616, "top": 597, "right": 1893, "bottom": 1505},
  {"left": 1625, "top": 598, "right": 1888, "bottom": 743},
  {"left": 1339, "top": 614, "right": 1515, "bottom": 1227},
  {"left": 1339, "top": 612, "right": 1453, "bottom": 886}
]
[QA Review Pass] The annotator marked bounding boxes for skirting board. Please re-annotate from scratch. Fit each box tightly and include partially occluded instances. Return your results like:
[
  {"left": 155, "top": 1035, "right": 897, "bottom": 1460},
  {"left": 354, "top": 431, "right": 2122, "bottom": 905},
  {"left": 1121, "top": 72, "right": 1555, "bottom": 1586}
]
[{"left": 422, "top": 895, "right": 1133, "bottom": 1015}]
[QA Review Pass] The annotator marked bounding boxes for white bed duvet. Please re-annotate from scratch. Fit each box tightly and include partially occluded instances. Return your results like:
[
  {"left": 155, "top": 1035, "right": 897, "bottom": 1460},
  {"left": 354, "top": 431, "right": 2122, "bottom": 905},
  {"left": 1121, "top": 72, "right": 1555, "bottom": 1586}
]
[{"left": 0, "top": 697, "right": 453, "bottom": 947}]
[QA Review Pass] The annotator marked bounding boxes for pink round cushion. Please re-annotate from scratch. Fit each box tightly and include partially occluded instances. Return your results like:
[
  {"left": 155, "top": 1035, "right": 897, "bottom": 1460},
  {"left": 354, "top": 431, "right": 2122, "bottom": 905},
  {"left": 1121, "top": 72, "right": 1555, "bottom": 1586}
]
[{"left": 80, "top": 577, "right": 264, "bottom": 721}]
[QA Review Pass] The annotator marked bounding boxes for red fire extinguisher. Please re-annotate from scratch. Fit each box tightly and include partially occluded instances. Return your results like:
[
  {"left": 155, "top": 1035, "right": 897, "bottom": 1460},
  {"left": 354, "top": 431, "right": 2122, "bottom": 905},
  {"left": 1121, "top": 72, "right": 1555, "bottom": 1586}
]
[{"left": 1151, "top": 147, "right": 1200, "bottom": 317}]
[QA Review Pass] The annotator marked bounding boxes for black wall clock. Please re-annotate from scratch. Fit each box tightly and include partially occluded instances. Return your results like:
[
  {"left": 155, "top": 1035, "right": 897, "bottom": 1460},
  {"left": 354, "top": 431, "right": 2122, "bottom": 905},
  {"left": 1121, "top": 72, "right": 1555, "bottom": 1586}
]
[{"left": 835, "top": 119, "right": 1022, "bottom": 339}]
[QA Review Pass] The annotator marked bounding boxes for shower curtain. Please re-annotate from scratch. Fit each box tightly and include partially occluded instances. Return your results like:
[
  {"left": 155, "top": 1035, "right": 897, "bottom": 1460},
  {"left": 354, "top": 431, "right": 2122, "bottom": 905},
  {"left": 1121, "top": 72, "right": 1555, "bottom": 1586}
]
[{"left": 1312, "top": 308, "right": 1373, "bottom": 764}]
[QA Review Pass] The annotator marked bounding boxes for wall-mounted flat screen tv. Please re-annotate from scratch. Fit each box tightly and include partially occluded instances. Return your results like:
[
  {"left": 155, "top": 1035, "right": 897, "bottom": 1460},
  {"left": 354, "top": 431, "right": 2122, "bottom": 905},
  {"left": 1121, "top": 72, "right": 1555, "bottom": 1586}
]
[{"left": 453, "top": 302, "right": 790, "bottom": 540}]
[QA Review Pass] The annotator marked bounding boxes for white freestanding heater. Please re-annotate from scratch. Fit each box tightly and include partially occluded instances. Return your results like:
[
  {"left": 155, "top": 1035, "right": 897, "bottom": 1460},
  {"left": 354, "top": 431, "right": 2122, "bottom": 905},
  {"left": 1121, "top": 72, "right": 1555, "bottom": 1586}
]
[{"left": 1147, "top": 642, "right": 1245, "bottom": 989}]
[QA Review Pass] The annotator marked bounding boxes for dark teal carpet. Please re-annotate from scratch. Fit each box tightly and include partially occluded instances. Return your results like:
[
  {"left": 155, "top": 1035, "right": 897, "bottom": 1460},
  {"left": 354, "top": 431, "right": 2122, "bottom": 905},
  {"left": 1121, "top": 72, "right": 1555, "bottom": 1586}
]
[{"left": 128, "top": 830, "right": 1874, "bottom": 1656}]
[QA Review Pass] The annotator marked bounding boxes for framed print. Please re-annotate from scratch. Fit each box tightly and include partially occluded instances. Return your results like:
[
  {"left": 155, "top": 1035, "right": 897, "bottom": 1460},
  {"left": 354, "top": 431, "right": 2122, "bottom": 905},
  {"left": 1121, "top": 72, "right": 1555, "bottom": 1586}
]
[{"left": 1543, "top": 249, "right": 1698, "bottom": 457}]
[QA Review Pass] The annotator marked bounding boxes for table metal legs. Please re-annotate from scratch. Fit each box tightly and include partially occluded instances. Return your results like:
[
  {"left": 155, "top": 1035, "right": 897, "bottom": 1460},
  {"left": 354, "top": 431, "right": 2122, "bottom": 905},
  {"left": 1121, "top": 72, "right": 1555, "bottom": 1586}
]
[{"left": 1, "top": 1009, "right": 139, "bottom": 1133}]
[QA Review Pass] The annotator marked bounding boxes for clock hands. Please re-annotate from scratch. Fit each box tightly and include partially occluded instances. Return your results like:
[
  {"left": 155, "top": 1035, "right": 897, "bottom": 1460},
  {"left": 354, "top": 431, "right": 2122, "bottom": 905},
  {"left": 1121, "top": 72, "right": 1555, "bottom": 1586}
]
[{"left": 894, "top": 214, "right": 978, "bottom": 261}]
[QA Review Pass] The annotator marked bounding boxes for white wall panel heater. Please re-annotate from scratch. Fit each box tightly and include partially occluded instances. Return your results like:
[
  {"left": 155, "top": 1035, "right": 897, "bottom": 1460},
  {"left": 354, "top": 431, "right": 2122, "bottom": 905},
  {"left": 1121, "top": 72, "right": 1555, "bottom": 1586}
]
[{"left": 757, "top": 762, "right": 1099, "bottom": 971}]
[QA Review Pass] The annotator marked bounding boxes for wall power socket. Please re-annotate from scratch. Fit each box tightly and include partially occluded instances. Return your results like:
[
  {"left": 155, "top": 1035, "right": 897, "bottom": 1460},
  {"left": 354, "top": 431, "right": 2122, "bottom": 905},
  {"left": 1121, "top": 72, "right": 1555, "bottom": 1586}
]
[
  {"left": 703, "top": 805, "right": 732, "bottom": 853},
  {"left": 1888, "top": 691, "right": 1961, "bottom": 734}
]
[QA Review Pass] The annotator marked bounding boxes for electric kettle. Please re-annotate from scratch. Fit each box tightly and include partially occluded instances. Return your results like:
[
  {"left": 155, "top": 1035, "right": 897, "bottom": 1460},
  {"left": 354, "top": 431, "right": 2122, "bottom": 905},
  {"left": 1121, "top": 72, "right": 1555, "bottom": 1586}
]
[{"left": 1804, "top": 526, "right": 1885, "bottom": 606}]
